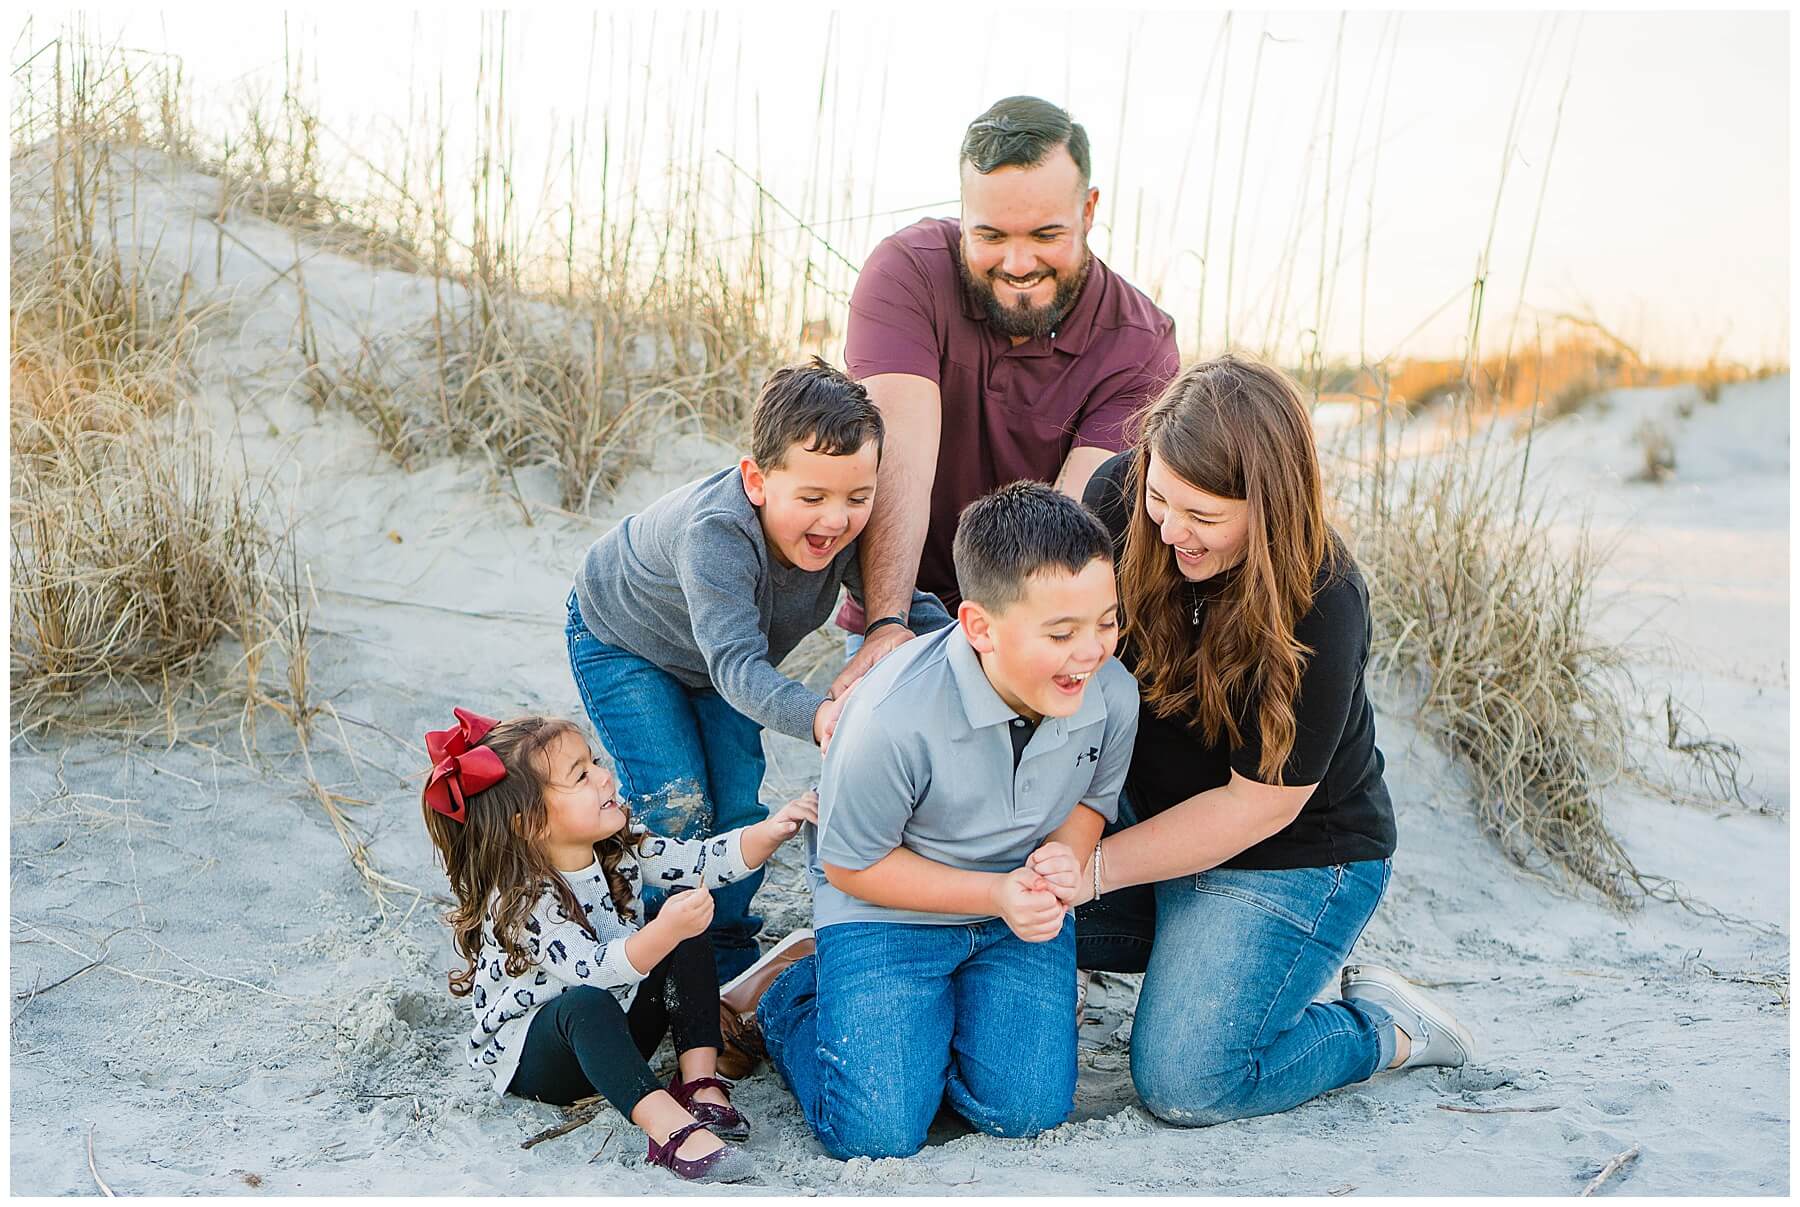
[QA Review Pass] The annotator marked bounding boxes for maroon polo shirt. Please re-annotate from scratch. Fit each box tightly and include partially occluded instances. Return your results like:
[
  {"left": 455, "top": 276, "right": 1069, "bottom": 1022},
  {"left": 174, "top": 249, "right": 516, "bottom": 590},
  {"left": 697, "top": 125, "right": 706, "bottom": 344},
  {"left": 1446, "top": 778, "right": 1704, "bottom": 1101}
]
[{"left": 843, "top": 216, "right": 1179, "bottom": 617}]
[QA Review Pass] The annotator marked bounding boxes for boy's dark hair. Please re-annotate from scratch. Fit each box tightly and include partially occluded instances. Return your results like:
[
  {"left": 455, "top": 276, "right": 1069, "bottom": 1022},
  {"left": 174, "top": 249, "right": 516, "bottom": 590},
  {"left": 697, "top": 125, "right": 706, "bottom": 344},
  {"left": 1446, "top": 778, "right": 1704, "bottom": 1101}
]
[
  {"left": 750, "top": 357, "right": 884, "bottom": 471},
  {"left": 953, "top": 481, "right": 1113, "bottom": 612},
  {"left": 959, "top": 96, "right": 1091, "bottom": 187}
]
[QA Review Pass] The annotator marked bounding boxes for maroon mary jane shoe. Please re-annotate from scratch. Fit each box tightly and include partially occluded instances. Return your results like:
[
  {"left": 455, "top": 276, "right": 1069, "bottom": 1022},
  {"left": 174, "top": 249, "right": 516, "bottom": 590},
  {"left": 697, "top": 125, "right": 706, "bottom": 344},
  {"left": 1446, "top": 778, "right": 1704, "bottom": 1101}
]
[
  {"left": 645, "top": 1120, "right": 755, "bottom": 1184},
  {"left": 667, "top": 1074, "right": 750, "bottom": 1143}
]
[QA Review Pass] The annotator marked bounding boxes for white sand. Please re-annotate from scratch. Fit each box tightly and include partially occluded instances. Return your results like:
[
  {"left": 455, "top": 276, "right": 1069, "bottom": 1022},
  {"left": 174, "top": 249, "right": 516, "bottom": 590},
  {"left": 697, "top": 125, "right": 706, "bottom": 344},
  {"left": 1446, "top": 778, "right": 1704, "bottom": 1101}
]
[{"left": 9, "top": 149, "right": 1789, "bottom": 1195}]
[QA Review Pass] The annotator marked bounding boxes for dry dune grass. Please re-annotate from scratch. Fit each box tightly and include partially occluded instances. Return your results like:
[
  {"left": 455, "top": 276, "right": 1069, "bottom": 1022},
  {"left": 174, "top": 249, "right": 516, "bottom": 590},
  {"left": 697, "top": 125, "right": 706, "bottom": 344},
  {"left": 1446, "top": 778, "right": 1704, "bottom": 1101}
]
[
  {"left": 206, "top": 24, "right": 788, "bottom": 513},
  {"left": 1341, "top": 388, "right": 1747, "bottom": 911},
  {"left": 1345, "top": 415, "right": 1641, "bottom": 901},
  {"left": 9, "top": 37, "right": 313, "bottom": 743},
  {"left": 14, "top": 22, "right": 1766, "bottom": 918}
]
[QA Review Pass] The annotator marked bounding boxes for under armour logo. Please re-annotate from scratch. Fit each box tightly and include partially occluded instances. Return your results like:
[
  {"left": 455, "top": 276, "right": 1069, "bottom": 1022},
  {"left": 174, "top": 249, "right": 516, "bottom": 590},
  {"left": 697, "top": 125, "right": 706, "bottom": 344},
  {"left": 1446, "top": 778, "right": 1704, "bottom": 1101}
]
[{"left": 1078, "top": 746, "right": 1100, "bottom": 765}]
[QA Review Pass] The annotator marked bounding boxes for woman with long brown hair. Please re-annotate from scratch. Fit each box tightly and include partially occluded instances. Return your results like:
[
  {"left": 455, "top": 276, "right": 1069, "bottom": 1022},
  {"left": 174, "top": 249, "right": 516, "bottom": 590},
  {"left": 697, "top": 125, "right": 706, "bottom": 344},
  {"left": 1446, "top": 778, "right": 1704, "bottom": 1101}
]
[{"left": 1055, "top": 353, "right": 1475, "bottom": 1126}]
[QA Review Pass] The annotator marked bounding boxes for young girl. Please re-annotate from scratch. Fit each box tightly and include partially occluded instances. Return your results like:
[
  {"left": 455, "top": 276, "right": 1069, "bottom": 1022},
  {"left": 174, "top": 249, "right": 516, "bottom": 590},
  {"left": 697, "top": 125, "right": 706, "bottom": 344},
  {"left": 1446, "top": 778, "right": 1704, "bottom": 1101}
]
[{"left": 419, "top": 707, "right": 817, "bottom": 1183}]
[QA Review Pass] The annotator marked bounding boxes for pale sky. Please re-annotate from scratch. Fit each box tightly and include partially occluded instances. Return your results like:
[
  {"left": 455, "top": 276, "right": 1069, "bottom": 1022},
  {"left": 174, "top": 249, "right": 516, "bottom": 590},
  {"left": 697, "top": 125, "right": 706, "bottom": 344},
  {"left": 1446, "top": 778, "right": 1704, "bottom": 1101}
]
[{"left": 27, "top": 7, "right": 1789, "bottom": 367}]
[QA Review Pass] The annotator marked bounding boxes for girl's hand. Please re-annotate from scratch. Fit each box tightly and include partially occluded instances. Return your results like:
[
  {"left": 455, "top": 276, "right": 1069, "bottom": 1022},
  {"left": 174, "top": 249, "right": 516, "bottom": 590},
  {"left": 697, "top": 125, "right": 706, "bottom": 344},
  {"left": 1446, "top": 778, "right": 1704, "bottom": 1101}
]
[
  {"left": 761, "top": 790, "right": 820, "bottom": 844},
  {"left": 1026, "top": 841, "right": 1086, "bottom": 906},
  {"left": 655, "top": 884, "right": 714, "bottom": 940},
  {"left": 990, "top": 866, "right": 1067, "bottom": 943}
]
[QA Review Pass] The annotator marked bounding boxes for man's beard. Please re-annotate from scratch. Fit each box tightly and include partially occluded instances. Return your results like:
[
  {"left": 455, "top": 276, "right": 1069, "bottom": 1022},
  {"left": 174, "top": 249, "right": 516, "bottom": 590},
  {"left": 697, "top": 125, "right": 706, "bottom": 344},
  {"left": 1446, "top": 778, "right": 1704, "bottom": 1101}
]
[{"left": 957, "top": 242, "right": 1091, "bottom": 340}]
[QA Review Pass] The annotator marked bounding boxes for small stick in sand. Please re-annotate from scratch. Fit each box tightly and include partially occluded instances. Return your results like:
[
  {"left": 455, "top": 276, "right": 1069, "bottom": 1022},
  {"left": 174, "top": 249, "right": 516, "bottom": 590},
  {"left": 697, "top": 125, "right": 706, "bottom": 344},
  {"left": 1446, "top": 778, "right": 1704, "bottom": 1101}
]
[
  {"left": 87, "top": 1123, "right": 115, "bottom": 1197},
  {"left": 587, "top": 1130, "right": 614, "bottom": 1163},
  {"left": 1579, "top": 1143, "right": 1641, "bottom": 1196},
  {"left": 944, "top": 1164, "right": 981, "bottom": 1187},
  {"left": 14, "top": 956, "right": 103, "bottom": 1003},
  {"left": 521, "top": 1101, "right": 604, "bottom": 1150},
  {"left": 1438, "top": 1103, "right": 1560, "bottom": 1114}
]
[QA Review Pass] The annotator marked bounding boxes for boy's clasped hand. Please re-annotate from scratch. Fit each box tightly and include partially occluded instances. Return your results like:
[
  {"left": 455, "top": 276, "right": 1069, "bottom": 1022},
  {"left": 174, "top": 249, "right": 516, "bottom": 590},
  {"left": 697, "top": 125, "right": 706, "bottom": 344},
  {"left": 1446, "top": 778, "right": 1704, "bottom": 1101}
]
[{"left": 995, "top": 840, "right": 1082, "bottom": 943}]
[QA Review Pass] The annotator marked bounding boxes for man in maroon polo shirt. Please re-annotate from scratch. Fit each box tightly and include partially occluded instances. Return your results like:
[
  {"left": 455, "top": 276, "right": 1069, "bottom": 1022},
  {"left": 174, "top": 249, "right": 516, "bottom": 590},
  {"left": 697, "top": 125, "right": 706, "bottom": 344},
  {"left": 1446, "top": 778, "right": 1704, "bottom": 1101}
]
[{"left": 830, "top": 95, "right": 1180, "bottom": 697}]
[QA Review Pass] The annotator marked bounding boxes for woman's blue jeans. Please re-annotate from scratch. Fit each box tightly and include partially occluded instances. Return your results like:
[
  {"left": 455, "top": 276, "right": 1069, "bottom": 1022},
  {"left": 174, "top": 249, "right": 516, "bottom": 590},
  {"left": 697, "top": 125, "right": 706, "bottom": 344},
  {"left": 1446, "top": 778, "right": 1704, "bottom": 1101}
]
[
  {"left": 1076, "top": 804, "right": 1395, "bottom": 1126},
  {"left": 565, "top": 592, "right": 767, "bottom": 984},
  {"left": 759, "top": 916, "right": 1079, "bottom": 1160}
]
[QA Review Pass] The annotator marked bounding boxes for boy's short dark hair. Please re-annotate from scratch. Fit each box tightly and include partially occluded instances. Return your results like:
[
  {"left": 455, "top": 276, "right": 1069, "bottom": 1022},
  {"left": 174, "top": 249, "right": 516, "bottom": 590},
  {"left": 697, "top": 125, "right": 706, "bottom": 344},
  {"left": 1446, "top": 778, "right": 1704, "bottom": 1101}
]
[
  {"left": 960, "top": 96, "right": 1092, "bottom": 187},
  {"left": 750, "top": 357, "right": 884, "bottom": 471},
  {"left": 953, "top": 481, "right": 1113, "bottom": 612}
]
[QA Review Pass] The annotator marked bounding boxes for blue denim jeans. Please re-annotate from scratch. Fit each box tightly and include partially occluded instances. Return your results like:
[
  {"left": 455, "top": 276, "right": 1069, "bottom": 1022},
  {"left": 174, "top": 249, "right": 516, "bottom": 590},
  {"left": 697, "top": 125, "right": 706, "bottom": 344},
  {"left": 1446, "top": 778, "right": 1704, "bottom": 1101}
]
[
  {"left": 1076, "top": 843, "right": 1395, "bottom": 1127},
  {"left": 565, "top": 592, "right": 767, "bottom": 984},
  {"left": 759, "top": 916, "right": 1079, "bottom": 1159}
]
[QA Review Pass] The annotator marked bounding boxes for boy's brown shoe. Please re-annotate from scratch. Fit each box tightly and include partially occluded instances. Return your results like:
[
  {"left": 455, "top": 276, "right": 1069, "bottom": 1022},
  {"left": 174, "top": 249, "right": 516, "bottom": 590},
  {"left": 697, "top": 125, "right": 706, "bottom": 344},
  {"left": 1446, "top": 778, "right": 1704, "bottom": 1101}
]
[{"left": 716, "top": 929, "right": 816, "bottom": 1078}]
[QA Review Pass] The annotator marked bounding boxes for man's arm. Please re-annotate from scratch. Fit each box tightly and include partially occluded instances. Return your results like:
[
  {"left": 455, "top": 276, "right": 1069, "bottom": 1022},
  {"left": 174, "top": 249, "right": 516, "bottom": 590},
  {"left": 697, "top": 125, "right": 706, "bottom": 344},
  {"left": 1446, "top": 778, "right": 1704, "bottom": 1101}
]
[
  {"left": 830, "top": 371, "right": 941, "bottom": 698},
  {"left": 1054, "top": 444, "right": 1116, "bottom": 504}
]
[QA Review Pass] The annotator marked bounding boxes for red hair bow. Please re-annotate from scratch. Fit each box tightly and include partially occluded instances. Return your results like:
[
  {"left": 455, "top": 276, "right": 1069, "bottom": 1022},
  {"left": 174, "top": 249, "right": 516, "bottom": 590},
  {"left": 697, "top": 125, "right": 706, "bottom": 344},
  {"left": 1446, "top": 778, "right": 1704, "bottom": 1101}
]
[{"left": 424, "top": 707, "right": 505, "bottom": 823}]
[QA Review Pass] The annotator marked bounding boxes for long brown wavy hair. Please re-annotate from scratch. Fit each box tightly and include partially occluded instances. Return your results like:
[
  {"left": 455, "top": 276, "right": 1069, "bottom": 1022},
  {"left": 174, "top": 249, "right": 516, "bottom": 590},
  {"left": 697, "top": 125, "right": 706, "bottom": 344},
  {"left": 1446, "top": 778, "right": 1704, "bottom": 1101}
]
[
  {"left": 1117, "top": 352, "right": 1331, "bottom": 785},
  {"left": 420, "top": 715, "right": 644, "bottom": 998}
]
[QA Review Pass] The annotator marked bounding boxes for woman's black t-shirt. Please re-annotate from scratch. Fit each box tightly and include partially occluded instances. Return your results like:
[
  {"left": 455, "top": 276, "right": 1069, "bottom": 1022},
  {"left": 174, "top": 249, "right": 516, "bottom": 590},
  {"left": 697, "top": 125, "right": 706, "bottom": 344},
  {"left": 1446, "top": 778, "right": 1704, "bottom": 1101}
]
[{"left": 1085, "top": 450, "right": 1396, "bottom": 870}]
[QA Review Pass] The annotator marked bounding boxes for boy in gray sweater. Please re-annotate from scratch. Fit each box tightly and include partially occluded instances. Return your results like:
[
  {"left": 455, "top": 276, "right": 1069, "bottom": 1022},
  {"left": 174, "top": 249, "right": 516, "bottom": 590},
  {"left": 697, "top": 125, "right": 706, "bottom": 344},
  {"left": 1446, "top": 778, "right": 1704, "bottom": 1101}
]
[{"left": 566, "top": 359, "right": 948, "bottom": 986}]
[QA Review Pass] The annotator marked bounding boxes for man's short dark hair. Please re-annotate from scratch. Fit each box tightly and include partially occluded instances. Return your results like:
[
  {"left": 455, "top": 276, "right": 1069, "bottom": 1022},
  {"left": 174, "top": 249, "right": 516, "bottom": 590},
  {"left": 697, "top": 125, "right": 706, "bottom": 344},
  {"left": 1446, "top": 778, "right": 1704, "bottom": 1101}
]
[
  {"left": 750, "top": 357, "right": 884, "bottom": 471},
  {"left": 953, "top": 481, "right": 1113, "bottom": 612},
  {"left": 959, "top": 96, "right": 1091, "bottom": 187}
]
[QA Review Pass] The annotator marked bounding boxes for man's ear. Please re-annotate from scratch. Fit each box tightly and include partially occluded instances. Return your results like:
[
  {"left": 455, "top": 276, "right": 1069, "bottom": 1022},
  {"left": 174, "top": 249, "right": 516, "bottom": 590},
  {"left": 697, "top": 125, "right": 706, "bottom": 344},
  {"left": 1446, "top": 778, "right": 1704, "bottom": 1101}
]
[
  {"left": 1081, "top": 185, "right": 1099, "bottom": 233},
  {"left": 959, "top": 599, "right": 996, "bottom": 653},
  {"left": 739, "top": 456, "right": 768, "bottom": 507}
]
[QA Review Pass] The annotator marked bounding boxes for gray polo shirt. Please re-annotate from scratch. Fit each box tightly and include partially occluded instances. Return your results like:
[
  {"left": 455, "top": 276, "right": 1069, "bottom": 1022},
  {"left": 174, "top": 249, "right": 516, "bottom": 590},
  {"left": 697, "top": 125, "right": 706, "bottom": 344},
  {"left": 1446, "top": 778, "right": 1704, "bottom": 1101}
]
[{"left": 811, "top": 622, "right": 1140, "bottom": 929}]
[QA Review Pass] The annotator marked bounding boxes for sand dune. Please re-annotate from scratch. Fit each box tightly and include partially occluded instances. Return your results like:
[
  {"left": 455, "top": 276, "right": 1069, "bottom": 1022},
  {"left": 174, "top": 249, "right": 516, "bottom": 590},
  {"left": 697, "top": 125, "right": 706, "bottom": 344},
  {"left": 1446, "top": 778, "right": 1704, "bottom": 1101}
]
[{"left": 9, "top": 149, "right": 1788, "bottom": 1195}]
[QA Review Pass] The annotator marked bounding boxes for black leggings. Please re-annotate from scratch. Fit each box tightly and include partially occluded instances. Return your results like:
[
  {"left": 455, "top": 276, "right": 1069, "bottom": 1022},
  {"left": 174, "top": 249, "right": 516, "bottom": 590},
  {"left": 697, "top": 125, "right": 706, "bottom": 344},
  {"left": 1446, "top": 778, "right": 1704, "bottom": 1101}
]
[{"left": 508, "top": 933, "right": 723, "bottom": 1114}]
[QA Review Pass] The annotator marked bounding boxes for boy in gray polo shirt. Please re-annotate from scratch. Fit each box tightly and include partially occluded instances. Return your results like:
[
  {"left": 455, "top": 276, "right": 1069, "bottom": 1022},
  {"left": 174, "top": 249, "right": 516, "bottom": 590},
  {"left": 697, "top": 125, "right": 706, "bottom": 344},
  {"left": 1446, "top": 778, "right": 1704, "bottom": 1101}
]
[
  {"left": 751, "top": 482, "right": 1139, "bottom": 1160},
  {"left": 565, "top": 360, "right": 949, "bottom": 986}
]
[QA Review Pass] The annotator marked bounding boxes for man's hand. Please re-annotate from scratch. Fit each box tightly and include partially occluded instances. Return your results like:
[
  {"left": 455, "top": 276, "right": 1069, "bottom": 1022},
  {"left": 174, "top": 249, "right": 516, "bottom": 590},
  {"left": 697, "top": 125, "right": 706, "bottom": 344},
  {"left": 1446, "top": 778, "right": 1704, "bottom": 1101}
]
[
  {"left": 989, "top": 866, "right": 1067, "bottom": 943},
  {"left": 829, "top": 623, "right": 914, "bottom": 700},
  {"left": 652, "top": 884, "right": 714, "bottom": 941},
  {"left": 1025, "top": 841, "right": 1086, "bottom": 907}
]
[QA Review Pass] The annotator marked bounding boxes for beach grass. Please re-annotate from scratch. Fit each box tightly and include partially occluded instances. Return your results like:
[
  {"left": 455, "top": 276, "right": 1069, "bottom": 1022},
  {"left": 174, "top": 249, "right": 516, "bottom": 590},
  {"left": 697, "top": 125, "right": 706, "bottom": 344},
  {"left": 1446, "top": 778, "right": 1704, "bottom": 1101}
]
[
  {"left": 9, "top": 33, "right": 316, "bottom": 745},
  {"left": 11, "top": 19, "right": 1771, "bottom": 909}
]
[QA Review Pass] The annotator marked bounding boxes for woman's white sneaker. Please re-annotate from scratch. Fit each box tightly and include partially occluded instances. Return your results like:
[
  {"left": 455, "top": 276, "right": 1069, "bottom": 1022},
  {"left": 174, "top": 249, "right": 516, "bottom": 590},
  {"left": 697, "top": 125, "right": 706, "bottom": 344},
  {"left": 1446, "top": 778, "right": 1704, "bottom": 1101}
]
[{"left": 1340, "top": 963, "right": 1475, "bottom": 1070}]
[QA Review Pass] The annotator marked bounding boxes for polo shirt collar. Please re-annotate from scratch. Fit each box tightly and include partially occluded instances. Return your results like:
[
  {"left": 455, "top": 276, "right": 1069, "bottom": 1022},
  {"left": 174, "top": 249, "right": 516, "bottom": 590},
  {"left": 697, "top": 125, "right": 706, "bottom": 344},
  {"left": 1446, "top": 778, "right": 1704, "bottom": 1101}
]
[
  {"left": 944, "top": 623, "right": 1112, "bottom": 736},
  {"left": 1039, "top": 254, "right": 1102, "bottom": 356},
  {"left": 946, "top": 625, "right": 1019, "bottom": 730}
]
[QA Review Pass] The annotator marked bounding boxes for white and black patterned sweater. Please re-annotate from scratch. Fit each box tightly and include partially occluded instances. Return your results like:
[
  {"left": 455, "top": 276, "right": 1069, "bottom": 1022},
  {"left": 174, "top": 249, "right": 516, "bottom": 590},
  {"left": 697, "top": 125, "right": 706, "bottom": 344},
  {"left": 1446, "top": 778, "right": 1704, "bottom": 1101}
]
[{"left": 464, "top": 822, "right": 752, "bottom": 1095}]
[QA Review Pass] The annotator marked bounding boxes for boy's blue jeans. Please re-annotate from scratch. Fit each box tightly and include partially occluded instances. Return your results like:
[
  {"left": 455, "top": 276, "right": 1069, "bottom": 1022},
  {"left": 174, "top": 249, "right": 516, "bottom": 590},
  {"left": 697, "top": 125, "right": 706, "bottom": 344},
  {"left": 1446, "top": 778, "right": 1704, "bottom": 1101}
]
[
  {"left": 1076, "top": 796, "right": 1395, "bottom": 1126},
  {"left": 759, "top": 916, "right": 1078, "bottom": 1160},
  {"left": 565, "top": 592, "right": 767, "bottom": 984}
]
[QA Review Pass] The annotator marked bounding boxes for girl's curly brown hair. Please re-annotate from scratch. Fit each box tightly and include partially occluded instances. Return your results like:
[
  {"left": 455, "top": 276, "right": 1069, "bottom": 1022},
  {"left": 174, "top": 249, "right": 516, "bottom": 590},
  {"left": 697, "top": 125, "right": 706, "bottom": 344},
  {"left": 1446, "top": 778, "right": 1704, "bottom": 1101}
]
[{"left": 420, "top": 715, "right": 644, "bottom": 998}]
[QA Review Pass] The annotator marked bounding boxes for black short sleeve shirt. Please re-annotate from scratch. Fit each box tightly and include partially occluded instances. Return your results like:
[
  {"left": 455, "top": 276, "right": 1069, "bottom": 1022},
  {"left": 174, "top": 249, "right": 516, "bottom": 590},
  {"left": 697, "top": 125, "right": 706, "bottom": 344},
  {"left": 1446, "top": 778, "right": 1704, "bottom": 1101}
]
[{"left": 1084, "top": 451, "right": 1397, "bottom": 869}]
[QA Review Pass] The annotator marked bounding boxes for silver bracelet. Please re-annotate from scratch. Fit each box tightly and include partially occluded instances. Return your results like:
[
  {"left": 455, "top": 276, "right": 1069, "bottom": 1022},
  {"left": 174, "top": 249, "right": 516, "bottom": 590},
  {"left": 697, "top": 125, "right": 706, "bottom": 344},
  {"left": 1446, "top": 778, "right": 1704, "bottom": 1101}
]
[{"left": 1091, "top": 839, "right": 1105, "bottom": 900}]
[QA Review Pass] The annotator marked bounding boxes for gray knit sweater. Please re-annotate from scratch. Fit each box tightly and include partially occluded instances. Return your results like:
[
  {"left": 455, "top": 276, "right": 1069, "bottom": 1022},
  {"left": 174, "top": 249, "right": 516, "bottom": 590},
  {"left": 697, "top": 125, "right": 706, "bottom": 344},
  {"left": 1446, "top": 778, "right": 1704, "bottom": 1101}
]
[{"left": 572, "top": 467, "right": 950, "bottom": 741}]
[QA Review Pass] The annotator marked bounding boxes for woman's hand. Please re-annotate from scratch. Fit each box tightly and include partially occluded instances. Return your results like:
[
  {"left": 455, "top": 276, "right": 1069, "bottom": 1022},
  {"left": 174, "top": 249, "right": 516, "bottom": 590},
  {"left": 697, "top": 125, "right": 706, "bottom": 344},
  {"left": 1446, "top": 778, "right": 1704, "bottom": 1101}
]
[{"left": 1026, "top": 840, "right": 1089, "bottom": 907}]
